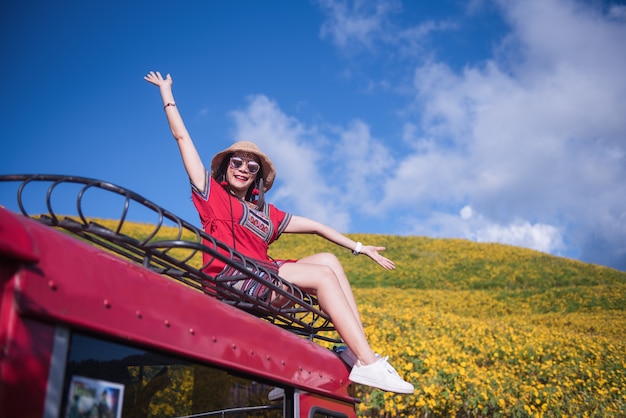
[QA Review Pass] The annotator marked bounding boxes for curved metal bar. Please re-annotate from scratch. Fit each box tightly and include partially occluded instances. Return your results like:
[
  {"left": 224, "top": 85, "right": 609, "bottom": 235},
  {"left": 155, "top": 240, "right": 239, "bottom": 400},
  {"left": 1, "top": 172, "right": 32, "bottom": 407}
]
[
  {"left": 16, "top": 177, "right": 33, "bottom": 217},
  {"left": 46, "top": 178, "right": 66, "bottom": 224},
  {"left": 0, "top": 174, "right": 337, "bottom": 338},
  {"left": 76, "top": 182, "right": 94, "bottom": 226}
]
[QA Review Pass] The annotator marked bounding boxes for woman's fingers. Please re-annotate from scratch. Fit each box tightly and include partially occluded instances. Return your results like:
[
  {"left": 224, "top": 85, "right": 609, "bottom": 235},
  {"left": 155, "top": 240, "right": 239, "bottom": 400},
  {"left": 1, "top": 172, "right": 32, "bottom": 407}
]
[
  {"left": 144, "top": 71, "right": 169, "bottom": 86},
  {"left": 363, "top": 245, "right": 396, "bottom": 270}
]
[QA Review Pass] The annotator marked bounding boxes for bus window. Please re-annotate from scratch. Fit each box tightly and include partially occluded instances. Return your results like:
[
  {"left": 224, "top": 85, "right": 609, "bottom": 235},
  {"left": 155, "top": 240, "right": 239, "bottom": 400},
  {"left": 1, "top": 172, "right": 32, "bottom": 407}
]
[{"left": 61, "top": 333, "right": 282, "bottom": 418}]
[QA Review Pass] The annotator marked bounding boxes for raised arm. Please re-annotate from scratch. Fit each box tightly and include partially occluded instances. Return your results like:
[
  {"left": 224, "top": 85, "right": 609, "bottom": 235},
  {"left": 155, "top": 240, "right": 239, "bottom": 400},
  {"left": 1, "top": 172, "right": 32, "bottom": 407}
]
[
  {"left": 144, "top": 71, "right": 206, "bottom": 191},
  {"left": 284, "top": 215, "right": 395, "bottom": 270}
]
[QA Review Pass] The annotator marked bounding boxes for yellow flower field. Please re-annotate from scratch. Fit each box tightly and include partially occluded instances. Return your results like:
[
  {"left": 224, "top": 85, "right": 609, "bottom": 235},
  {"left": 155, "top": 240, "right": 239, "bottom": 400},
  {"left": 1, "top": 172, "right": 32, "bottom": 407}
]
[
  {"left": 270, "top": 234, "right": 626, "bottom": 417},
  {"left": 349, "top": 288, "right": 625, "bottom": 417},
  {"left": 81, "top": 220, "right": 626, "bottom": 417}
]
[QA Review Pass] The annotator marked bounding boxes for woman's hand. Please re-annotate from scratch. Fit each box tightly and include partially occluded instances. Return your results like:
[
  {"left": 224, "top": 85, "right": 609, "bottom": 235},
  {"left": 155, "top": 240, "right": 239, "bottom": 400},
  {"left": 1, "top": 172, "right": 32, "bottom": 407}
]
[
  {"left": 284, "top": 216, "right": 397, "bottom": 270},
  {"left": 144, "top": 71, "right": 172, "bottom": 88},
  {"left": 361, "top": 245, "right": 396, "bottom": 270}
]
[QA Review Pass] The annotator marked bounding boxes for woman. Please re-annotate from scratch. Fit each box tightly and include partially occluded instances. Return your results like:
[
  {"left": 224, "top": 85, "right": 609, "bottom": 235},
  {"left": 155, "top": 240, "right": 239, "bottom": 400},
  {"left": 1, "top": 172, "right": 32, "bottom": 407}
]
[{"left": 144, "top": 71, "right": 414, "bottom": 394}]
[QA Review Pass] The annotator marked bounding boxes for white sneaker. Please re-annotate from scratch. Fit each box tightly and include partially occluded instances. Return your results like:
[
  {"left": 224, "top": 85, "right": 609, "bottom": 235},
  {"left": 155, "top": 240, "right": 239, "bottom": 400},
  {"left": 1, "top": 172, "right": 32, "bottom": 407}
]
[{"left": 349, "top": 356, "right": 414, "bottom": 394}]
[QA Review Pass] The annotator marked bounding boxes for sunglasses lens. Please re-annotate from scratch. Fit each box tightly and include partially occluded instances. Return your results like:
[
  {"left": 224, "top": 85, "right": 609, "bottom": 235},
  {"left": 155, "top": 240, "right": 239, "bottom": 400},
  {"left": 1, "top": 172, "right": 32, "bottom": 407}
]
[
  {"left": 247, "top": 161, "right": 260, "bottom": 174},
  {"left": 230, "top": 157, "right": 244, "bottom": 169}
]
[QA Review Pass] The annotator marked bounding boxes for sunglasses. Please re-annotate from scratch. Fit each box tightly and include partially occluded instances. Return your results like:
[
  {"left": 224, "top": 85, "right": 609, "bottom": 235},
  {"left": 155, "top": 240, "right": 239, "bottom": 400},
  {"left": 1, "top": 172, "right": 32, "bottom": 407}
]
[{"left": 229, "top": 157, "right": 261, "bottom": 174}]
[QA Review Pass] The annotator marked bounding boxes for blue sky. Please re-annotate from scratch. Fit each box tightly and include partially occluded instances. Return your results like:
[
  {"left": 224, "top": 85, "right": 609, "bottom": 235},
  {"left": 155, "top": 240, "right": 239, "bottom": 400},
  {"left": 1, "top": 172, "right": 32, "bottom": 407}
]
[{"left": 2, "top": 0, "right": 625, "bottom": 271}]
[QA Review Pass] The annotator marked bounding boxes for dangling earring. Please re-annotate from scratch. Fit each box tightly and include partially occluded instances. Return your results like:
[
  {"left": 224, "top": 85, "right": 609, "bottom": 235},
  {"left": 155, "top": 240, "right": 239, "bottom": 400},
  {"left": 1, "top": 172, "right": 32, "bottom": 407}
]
[
  {"left": 220, "top": 173, "right": 228, "bottom": 187},
  {"left": 250, "top": 178, "right": 260, "bottom": 199},
  {"left": 254, "top": 178, "right": 265, "bottom": 210}
]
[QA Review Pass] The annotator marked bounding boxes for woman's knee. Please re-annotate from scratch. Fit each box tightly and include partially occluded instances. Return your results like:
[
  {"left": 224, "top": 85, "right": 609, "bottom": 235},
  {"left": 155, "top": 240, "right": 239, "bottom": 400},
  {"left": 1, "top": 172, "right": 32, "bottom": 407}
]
[
  {"left": 281, "top": 261, "right": 336, "bottom": 288},
  {"left": 314, "top": 262, "right": 339, "bottom": 282},
  {"left": 311, "top": 252, "right": 342, "bottom": 269}
]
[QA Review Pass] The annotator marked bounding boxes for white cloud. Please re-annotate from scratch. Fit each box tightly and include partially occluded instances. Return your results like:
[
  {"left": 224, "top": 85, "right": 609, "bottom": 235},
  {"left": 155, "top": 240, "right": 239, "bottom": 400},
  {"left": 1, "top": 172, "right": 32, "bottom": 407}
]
[
  {"left": 406, "top": 205, "right": 564, "bottom": 254},
  {"left": 460, "top": 205, "right": 473, "bottom": 220},
  {"left": 375, "top": 0, "right": 626, "bottom": 268},
  {"left": 229, "top": 96, "right": 398, "bottom": 232},
  {"left": 317, "top": 0, "right": 456, "bottom": 59},
  {"left": 609, "top": 5, "right": 626, "bottom": 21},
  {"left": 229, "top": 0, "right": 626, "bottom": 269},
  {"left": 473, "top": 222, "right": 562, "bottom": 254},
  {"left": 330, "top": 120, "right": 394, "bottom": 212},
  {"left": 462, "top": 206, "right": 564, "bottom": 254},
  {"left": 317, "top": 0, "right": 400, "bottom": 50},
  {"left": 229, "top": 95, "right": 352, "bottom": 231}
]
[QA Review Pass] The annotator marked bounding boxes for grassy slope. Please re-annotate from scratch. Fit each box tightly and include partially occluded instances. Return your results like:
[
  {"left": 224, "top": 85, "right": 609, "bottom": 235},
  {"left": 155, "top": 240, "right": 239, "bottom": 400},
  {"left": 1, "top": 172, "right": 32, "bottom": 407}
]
[
  {"left": 269, "top": 233, "right": 626, "bottom": 333},
  {"left": 93, "top": 218, "right": 626, "bottom": 322},
  {"left": 270, "top": 234, "right": 626, "bottom": 415},
  {"left": 93, "top": 218, "right": 626, "bottom": 293},
  {"left": 94, "top": 220, "right": 626, "bottom": 414},
  {"left": 269, "top": 233, "right": 625, "bottom": 293}
]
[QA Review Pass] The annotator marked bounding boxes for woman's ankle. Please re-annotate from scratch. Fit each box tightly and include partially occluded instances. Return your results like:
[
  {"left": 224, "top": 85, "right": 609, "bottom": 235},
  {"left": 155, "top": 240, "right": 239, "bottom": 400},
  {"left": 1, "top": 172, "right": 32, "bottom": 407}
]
[{"left": 358, "top": 352, "right": 379, "bottom": 366}]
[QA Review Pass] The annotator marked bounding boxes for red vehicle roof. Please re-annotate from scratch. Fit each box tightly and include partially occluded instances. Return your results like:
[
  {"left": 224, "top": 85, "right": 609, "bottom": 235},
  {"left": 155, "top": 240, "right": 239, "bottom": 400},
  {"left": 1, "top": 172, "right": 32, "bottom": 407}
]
[{"left": 0, "top": 207, "right": 354, "bottom": 401}]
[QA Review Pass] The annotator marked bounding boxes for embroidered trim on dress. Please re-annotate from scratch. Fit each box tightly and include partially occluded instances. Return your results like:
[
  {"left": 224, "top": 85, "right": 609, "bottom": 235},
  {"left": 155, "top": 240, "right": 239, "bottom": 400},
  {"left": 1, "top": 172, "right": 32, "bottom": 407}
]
[
  {"left": 239, "top": 202, "right": 274, "bottom": 244},
  {"left": 190, "top": 170, "right": 210, "bottom": 201}
]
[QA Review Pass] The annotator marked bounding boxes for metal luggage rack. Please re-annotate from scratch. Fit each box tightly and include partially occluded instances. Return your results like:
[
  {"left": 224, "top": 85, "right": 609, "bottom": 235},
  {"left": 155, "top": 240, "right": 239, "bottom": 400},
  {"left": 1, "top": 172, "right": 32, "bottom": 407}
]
[{"left": 0, "top": 174, "right": 337, "bottom": 341}]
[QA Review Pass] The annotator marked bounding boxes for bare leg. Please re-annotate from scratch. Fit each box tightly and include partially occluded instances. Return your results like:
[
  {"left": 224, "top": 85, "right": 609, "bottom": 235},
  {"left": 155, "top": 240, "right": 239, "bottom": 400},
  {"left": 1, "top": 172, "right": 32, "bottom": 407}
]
[
  {"left": 279, "top": 260, "right": 378, "bottom": 365},
  {"left": 295, "top": 253, "right": 363, "bottom": 331}
]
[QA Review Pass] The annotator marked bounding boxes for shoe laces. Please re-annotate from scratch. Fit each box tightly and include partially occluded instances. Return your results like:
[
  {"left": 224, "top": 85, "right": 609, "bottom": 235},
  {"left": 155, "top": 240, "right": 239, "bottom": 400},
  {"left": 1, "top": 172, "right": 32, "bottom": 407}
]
[{"left": 378, "top": 355, "right": 401, "bottom": 377}]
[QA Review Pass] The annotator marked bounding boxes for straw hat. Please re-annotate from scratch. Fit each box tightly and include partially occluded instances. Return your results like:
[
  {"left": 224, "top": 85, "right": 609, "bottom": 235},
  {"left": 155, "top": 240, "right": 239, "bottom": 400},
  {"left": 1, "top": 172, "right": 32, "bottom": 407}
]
[{"left": 210, "top": 141, "right": 276, "bottom": 191}]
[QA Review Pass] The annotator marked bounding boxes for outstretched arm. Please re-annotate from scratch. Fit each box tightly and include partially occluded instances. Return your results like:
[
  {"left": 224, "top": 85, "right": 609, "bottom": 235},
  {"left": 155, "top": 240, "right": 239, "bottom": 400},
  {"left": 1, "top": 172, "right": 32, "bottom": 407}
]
[
  {"left": 284, "top": 215, "right": 395, "bottom": 270},
  {"left": 144, "top": 71, "right": 206, "bottom": 191}
]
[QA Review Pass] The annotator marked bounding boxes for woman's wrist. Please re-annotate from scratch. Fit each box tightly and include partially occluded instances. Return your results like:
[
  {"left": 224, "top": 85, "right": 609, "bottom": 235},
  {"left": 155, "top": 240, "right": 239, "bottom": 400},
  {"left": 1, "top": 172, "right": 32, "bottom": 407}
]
[{"left": 352, "top": 241, "right": 362, "bottom": 256}]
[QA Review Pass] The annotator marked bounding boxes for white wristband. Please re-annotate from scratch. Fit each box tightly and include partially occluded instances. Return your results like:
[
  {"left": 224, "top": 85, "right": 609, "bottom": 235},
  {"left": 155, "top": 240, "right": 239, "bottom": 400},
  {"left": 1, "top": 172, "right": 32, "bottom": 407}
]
[{"left": 352, "top": 241, "right": 362, "bottom": 255}]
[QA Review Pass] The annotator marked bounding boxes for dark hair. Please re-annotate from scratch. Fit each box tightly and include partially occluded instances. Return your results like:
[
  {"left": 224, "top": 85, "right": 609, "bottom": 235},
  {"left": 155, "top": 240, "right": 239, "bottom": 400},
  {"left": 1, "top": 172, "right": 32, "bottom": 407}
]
[{"left": 214, "top": 153, "right": 265, "bottom": 210}]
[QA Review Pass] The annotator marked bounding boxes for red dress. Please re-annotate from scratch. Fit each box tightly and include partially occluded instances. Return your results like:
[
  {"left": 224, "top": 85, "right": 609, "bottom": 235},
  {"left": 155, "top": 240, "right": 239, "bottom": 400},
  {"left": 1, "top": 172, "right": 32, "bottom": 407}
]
[{"left": 192, "top": 172, "right": 292, "bottom": 276}]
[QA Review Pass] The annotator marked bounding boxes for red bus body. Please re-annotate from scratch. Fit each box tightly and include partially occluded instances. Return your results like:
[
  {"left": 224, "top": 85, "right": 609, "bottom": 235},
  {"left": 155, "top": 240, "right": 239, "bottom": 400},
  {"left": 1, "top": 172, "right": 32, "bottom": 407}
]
[{"left": 0, "top": 204, "right": 357, "bottom": 417}]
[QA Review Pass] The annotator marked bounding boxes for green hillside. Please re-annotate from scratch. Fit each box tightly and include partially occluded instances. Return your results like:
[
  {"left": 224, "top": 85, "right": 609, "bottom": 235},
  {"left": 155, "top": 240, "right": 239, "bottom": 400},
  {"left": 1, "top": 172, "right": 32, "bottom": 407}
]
[
  {"left": 270, "top": 234, "right": 626, "bottom": 416},
  {"left": 90, "top": 220, "right": 626, "bottom": 416},
  {"left": 270, "top": 233, "right": 625, "bottom": 289},
  {"left": 93, "top": 217, "right": 626, "bottom": 294},
  {"left": 272, "top": 233, "right": 626, "bottom": 333}
]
